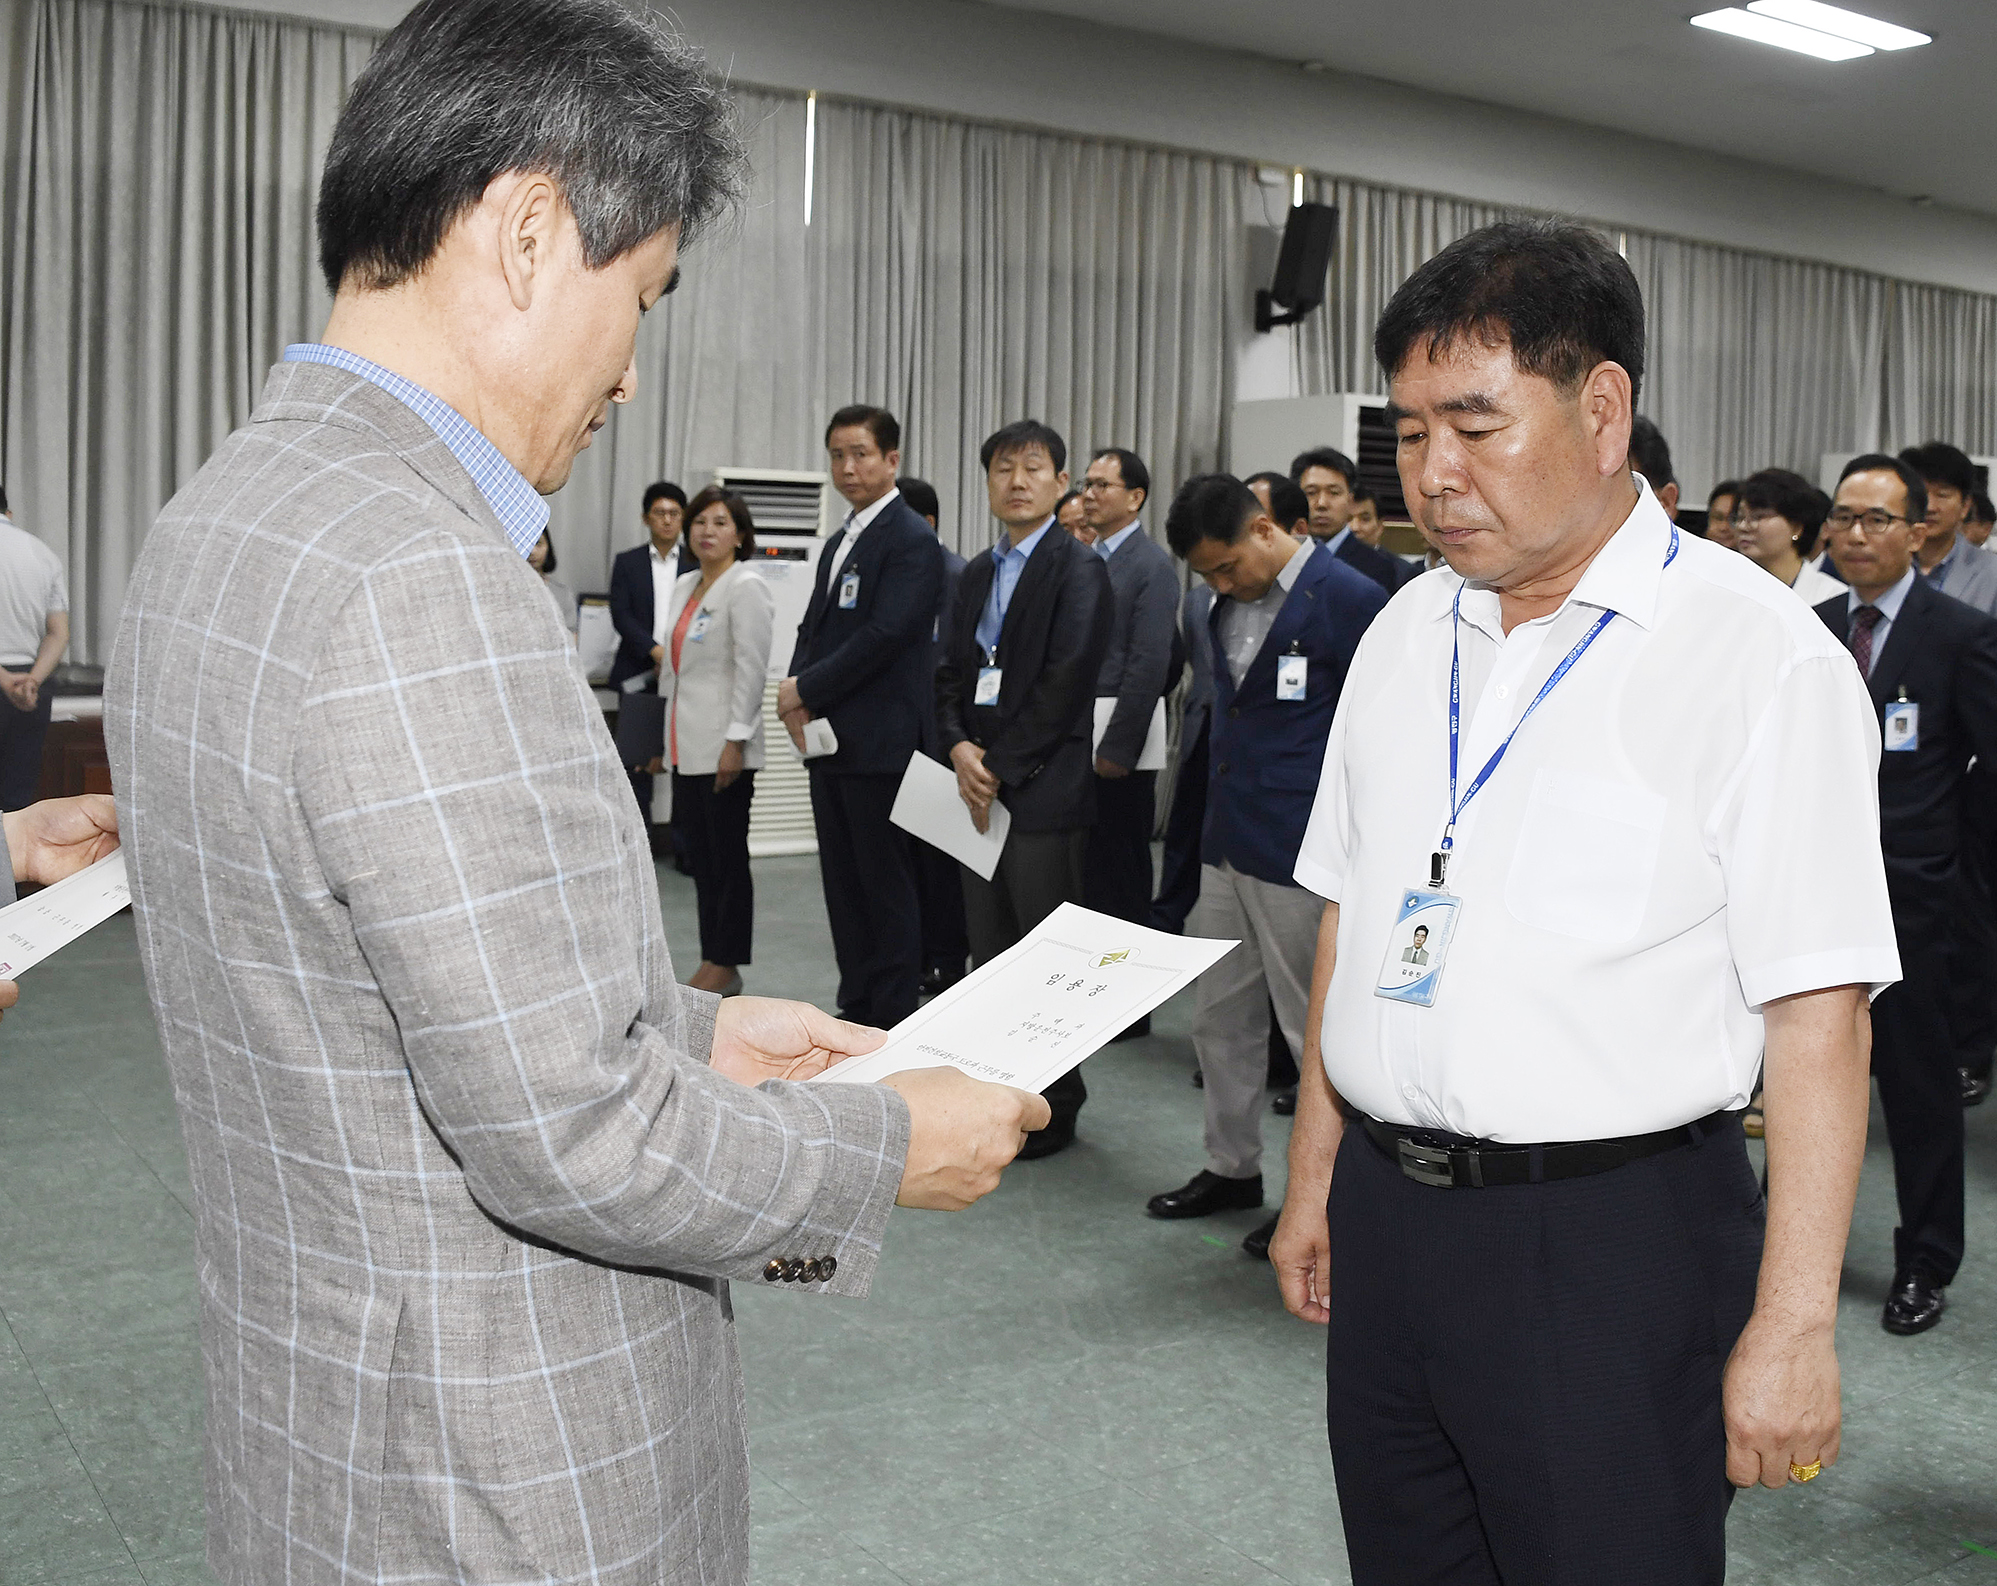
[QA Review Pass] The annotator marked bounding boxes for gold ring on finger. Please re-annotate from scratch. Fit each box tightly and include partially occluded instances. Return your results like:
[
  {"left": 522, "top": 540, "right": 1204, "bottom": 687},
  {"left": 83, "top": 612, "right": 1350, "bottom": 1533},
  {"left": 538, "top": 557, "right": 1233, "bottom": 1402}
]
[{"left": 1788, "top": 1460, "right": 1822, "bottom": 1482}]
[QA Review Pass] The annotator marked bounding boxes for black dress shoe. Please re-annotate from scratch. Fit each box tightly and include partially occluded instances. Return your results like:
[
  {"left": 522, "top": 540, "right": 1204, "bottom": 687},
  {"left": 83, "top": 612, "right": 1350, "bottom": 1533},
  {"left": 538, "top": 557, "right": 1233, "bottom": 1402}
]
[
  {"left": 1016, "top": 1112, "right": 1077, "bottom": 1160},
  {"left": 1146, "top": 1170, "right": 1263, "bottom": 1219},
  {"left": 1270, "top": 1088, "right": 1296, "bottom": 1116},
  {"left": 1963, "top": 1066, "right": 1992, "bottom": 1107},
  {"left": 1108, "top": 1014, "right": 1151, "bottom": 1043},
  {"left": 1242, "top": 1214, "right": 1279, "bottom": 1260},
  {"left": 1882, "top": 1272, "right": 1947, "bottom": 1335}
]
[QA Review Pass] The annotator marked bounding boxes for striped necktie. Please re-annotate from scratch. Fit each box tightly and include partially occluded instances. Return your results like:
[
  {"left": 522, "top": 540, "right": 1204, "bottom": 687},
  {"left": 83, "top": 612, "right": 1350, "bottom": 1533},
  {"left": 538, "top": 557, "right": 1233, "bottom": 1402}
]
[{"left": 1850, "top": 604, "right": 1883, "bottom": 677}]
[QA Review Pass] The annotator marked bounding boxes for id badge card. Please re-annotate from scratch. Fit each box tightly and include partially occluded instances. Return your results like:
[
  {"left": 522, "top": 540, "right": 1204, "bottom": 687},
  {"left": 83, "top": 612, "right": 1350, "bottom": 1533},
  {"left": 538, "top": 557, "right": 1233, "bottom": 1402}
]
[
  {"left": 1374, "top": 887, "right": 1463, "bottom": 1008},
  {"left": 1276, "top": 654, "right": 1308, "bottom": 702},
  {"left": 1883, "top": 700, "right": 1919, "bottom": 752},
  {"left": 975, "top": 666, "right": 1003, "bottom": 705},
  {"left": 838, "top": 570, "right": 861, "bottom": 610},
  {"left": 686, "top": 609, "right": 712, "bottom": 643}
]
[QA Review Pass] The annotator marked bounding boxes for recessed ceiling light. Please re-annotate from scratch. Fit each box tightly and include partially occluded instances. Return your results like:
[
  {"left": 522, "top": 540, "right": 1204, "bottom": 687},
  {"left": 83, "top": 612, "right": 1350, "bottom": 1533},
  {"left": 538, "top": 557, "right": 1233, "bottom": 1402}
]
[
  {"left": 1690, "top": 8, "right": 1875, "bottom": 60},
  {"left": 1746, "top": 1, "right": 1930, "bottom": 50}
]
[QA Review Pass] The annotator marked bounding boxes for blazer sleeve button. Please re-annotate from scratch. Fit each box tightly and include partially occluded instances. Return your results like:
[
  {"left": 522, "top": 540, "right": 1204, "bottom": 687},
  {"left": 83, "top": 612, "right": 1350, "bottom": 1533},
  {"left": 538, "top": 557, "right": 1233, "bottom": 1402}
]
[
  {"left": 763, "top": 1259, "right": 785, "bottom": 1283},
  {"left": 819, "top": 1255, "right": 837, "bottom": 1280},
  {"left": 800, "top": 1258, "right": 821, "bottom": 1282},
  {"left": 782, "top": 1258, "right": 805, "bottom": 1282}
]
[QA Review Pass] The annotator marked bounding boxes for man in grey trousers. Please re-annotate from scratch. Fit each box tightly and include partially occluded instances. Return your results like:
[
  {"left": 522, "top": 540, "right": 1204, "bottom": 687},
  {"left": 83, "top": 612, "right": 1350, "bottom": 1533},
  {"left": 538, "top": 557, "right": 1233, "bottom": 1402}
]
[{"left": 104, "top": 4, "right": 1044, "bottom": 1583}]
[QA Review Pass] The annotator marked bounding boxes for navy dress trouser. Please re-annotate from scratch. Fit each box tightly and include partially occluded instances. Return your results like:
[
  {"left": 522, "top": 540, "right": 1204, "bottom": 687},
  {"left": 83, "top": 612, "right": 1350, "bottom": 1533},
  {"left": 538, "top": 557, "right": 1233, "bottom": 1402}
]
[{"left": 1325, "top": 1115, "right": 1762, "bottom": 1586}]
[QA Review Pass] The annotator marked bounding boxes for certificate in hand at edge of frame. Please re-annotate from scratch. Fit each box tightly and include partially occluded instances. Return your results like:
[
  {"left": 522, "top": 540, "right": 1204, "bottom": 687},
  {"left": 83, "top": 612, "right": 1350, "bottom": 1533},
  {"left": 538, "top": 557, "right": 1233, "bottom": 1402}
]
[
  {"left": 808, "top": 902, "right": 1237, "bottom": 1093},
  {"left": 888, "top": 750, "right": 1010, "bottom": 881},
  {"left": 0, "top": 850, "right": 130, "bottom": 979}
]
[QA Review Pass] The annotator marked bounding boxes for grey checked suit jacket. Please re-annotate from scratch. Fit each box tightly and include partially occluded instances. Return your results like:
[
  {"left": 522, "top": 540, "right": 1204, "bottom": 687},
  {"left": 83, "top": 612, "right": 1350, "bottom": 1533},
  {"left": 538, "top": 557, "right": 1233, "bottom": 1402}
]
[
  {"left": 105, "top": 362, "right": 911, "bottom": 1586},
  {"left": 1091, "top": 528, "right": 1181, "bottom": 770}
]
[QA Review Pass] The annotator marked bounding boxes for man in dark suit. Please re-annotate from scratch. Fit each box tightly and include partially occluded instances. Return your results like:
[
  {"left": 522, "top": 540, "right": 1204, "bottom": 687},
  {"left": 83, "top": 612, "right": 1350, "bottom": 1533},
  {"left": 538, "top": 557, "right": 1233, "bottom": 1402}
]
[
  {"left": 1143, "top": 475, "right": 1385, "bottom": 1252},
  {"left": 1079, "top": 447, "right": 1182, "bottom": 1040},
  {"left": 1290, "top": 445, "right": 1412, "bottom": 597},
  {"left": 778, "top": 408, "right": 943, "bottom": 1030},
  {"left": 608, "top": 480, "right": 689, "bottom": 826},
  {"left": 900, "top": 475, "right": 971, "bottom": 995},
  {"left": 1815, "top": 453, "right": 1997, "bottom": 1336},
  {"left": 938, "top": 420, "right": 1114, "bottom": 1157}
]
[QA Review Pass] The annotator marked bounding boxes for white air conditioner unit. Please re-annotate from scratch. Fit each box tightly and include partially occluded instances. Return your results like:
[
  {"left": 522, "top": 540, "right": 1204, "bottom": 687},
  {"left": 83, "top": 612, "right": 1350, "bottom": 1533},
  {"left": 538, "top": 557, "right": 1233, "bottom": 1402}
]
[
  {"left": 711, "top": 467, "right": 837, "bottom": 858},
  {"left": 1229, "top": 393, "right": 1407, "bottom": 521}
]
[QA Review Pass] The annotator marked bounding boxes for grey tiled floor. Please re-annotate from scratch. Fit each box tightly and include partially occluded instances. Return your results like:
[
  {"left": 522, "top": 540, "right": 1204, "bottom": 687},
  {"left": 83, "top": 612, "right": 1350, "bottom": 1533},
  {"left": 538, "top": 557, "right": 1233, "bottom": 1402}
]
[{"left": 0, "top": 854, "right": 1992, "bottom": 1584}]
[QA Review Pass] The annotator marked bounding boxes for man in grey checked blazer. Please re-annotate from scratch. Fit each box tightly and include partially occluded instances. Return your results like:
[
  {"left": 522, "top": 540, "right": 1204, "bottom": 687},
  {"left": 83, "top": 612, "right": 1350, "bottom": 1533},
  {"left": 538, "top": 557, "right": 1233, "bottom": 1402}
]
[{"left": 104, "top": 3, "right": 1045, "bottom": 1582}]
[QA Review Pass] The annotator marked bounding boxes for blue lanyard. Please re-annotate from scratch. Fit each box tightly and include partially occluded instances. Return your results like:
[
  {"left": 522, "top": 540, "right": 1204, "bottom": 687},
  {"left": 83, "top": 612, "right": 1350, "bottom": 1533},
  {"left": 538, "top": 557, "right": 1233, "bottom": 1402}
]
[{"left": 1433, "top": 525, "right": 1679, "bottom": 886}]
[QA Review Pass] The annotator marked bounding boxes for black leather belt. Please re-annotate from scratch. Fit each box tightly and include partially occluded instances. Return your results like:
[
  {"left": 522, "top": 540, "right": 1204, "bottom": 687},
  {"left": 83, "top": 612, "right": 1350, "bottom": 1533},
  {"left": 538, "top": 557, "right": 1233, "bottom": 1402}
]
[{"left": 1357, "top": 1108, "right": 1739, "bottom": 1189}]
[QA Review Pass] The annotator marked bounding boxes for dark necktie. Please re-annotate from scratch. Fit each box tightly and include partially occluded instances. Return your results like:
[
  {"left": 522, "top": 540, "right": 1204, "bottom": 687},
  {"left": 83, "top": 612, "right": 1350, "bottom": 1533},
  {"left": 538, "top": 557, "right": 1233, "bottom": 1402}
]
[{"left": 1850, "top": 604, "right": 1883, "bottom": 677}]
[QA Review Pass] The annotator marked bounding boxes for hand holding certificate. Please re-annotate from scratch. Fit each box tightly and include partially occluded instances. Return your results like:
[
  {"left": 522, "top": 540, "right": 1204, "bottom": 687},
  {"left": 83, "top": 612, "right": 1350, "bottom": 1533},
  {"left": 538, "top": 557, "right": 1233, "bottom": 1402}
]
[{"left": 811, "top": 903, "right": 1236, "bottom": 1093}]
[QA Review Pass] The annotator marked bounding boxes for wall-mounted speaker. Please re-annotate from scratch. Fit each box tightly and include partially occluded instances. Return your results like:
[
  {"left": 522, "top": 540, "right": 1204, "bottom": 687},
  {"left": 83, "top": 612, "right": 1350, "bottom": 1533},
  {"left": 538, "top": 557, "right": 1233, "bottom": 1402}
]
[{"left": 1256, "top": 202, "right": 1338, "bottom": 333}]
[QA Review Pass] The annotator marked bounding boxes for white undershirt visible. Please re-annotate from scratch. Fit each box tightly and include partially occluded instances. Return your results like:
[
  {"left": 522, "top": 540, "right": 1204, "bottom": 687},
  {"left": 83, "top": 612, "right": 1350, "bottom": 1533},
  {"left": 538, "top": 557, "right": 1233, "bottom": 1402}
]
[
  {"left": 829, "top": 487, "right": 901, "bottom": 584},
  {"left": 1295, "top": 482, "right": 1899, "bottom": 1142}
]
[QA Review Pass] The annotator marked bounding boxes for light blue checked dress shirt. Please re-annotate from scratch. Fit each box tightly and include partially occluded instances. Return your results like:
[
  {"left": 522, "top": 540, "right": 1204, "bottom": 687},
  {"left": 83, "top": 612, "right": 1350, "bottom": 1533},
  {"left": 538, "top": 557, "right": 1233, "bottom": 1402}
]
[
  {"left": 282, "top": 343, "right": 549, "bottom": 558},
  {"left": 975, "top": 518, "right": 1053, "bottom": 657}
]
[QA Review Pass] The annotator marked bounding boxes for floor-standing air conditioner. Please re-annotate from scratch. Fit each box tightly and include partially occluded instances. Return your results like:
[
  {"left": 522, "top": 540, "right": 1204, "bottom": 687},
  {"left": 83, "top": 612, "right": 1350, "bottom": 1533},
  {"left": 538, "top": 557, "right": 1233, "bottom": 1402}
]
[{"left": 711, "top": 467, "right": 839, "bottom": 857}]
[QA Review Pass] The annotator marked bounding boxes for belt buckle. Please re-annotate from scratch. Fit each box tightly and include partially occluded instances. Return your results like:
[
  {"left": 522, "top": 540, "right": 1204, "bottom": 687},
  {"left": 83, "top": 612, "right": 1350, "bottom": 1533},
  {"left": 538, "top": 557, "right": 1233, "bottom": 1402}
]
[{"left": 1395, "top": 1138, "right": 1456, "bottom": 1188}]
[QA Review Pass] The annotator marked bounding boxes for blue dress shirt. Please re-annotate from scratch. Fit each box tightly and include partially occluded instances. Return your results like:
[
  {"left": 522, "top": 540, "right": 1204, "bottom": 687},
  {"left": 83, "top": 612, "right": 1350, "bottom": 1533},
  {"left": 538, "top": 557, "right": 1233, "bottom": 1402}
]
[
  {"left": 975, "top": 519, "right": 1053, "bottom": 658},
  {"left": 282, "top": 344, "right": 549, "bottom": 558},
  {"left": 1095, "top": 522, "right": 1142, "bottom": 560}
]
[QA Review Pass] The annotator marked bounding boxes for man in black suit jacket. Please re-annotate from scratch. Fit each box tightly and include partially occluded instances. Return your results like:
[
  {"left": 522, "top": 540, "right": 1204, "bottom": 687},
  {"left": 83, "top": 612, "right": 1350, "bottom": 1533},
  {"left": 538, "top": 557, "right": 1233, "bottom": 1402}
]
[
  {"left": 607, "top": 481, "right": 689, "bottom": 824},
  {"left": 1078, "top": 449, "right": 1183, "bottom": 1038},
  {"left": 900, "top": 475, "right": 971, "bottom": 993},
  {"left": 779, "top": 409, "right": 943, "bottom": 1030},
  {"left": 937, "top": 420, "right": 1113, "bottom": 1157},
  {"left": 1290, "top": 445, "right": 1413, "bottom": 598},
  {"left": 1816, "top": 454, "right": 1997, "bottom": 1337}
]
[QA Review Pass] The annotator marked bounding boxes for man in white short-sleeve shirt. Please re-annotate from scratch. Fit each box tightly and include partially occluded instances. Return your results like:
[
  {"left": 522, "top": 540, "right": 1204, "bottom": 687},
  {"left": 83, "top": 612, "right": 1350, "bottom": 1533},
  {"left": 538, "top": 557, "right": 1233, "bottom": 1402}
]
[
  {"left": 1268, "top": 222, "right": 1899, "bottom": 1586},
  {"left": 0, "top": 491, "right": 71, "bottom": 809}
]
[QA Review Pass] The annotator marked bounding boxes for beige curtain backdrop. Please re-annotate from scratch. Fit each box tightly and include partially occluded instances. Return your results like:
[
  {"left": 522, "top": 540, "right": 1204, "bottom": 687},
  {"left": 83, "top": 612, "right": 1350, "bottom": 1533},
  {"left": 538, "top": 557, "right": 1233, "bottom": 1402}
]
[
  {"left": 1, "top": 0, "right": 370, "bottom": 663},
  {"left": 11, "top": 0, "right": 1997, "bottom": 658}
]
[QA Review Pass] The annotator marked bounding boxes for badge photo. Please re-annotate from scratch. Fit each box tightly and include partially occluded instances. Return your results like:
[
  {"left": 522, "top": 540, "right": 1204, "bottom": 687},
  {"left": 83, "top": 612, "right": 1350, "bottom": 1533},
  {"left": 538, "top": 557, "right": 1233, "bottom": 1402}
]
[
  {"left": 1374, "top": 887, "right": 1463, "bottom": 1008},
  {"left": 838, "top": 570, "right": 861, "bottom": 610},
  {"left": 687, "top": 609, "right": 712, "bottom": 643},
  {"left": 1883, "top": 699, "right": 1919, "bottom": 753},
  {"left": 974, "top": 666, "right": 1004, "bottom": 706},
  {"left": 1276, "top": 653, "right": 1308, "bottom": 702}
]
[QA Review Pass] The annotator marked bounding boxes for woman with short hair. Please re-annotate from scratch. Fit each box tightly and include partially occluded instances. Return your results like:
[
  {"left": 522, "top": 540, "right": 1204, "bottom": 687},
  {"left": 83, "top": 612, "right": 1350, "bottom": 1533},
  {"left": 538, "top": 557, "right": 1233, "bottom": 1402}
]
[{"left": 1732, "top": 468, "right": 1844, "bottom": 606}]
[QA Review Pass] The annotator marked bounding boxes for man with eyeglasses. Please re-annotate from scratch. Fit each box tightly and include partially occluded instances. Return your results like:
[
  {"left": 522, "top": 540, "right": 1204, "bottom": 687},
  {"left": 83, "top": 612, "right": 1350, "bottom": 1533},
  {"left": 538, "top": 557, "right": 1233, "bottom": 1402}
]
[
  {"left": 1814, "top": 453, "right": 1997, "bottom": 1335},
  {"left": 1079, "top": 449, "right": 1183, "bottom": 1023},
  {"left": 1900, "top": 441, "right": 1997, "bottom": 618}
]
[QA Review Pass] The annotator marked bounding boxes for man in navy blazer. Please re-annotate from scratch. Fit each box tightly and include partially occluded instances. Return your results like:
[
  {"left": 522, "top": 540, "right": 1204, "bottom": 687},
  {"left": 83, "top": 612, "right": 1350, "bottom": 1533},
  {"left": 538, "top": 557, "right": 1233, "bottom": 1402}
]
[
  {"left": 1814, "top": 454, "right": 1997, "bottom": 1337},
  {"left": 1145, "top": 474, "right": 1387, "bottom": 1251},
  {"left": 608, "top": 481, "right": 691, "bottom": 828},
  {"left": 1291, "top": 446, "right": 1414, "bottom": 598},
  {"left": 779, "top": 408, "right": 944, "bottom": 1029}
]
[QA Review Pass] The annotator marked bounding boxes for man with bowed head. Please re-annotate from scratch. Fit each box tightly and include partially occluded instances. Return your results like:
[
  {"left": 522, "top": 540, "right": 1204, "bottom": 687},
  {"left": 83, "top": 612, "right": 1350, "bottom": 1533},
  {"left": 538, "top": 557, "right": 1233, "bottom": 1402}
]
[
  {"left": 1270, "top": 221, "right": 1896, "bottom": 1583},
  {"left": 104, "top": 3, "right": 1046, "bottom": 1582}
]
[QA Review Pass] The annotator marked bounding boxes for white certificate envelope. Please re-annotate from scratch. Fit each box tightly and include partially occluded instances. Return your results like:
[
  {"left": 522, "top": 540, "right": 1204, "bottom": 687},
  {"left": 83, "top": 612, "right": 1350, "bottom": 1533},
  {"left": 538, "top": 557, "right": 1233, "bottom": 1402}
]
[
  {"left": 888, "top": 750, "right": 1010, "bottom": 881},
  {"left": 1091, "top": 698, "right": 1168, "bottom": 772},
  {"left": 810, "top": 902, "right": 1236, "bottom": 1093},
  {"left": 0, "top": 850, "right": 130, "bottom": 979}
]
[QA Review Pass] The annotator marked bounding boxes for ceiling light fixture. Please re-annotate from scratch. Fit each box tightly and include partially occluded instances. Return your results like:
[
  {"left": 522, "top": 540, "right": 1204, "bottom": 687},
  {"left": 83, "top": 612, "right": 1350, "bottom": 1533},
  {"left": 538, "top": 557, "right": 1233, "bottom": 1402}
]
[
  {"left": 1689, "top": 8, "right": 1875, "bottom": 60},
  {"left": 1745, "top": 0, "right": 1930, "bottom": 50}
]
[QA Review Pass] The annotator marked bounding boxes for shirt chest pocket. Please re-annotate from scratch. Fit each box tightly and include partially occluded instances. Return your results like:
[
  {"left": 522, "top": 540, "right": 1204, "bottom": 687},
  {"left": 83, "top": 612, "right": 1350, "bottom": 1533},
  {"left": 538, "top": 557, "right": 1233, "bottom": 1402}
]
[{"left": 1503, "top": 768, "right": 1668, "bottom": 945}]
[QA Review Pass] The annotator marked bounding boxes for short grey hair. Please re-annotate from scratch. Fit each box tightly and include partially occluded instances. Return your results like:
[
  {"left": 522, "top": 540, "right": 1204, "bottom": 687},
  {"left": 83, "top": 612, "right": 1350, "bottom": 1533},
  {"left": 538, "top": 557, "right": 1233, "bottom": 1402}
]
[{"left": 316, "top": 0, "right": 745, "bottom": 293}]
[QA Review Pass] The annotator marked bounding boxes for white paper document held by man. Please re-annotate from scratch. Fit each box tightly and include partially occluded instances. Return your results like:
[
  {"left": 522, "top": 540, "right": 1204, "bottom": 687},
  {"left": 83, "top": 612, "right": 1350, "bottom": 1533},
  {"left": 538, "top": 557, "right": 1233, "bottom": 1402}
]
[
  {"left": 0, "top": 851, "right": 130, "bottom": 979},
  {"left": 811, "top": 902, "right": 1235, "bottom": 1092},
  {"left": 888, "top": 750, "right": 1010, "bottom": 881},
  {"left": 1090, "top": 698, "right": 1168, "bottom": 771}
]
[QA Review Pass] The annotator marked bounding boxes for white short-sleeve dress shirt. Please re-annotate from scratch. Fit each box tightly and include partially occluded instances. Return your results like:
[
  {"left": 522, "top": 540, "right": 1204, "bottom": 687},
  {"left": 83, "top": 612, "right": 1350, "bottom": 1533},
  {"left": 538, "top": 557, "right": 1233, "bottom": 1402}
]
[{"left": 1295, "top": 483, "right": 1900, "bottom": 1143}]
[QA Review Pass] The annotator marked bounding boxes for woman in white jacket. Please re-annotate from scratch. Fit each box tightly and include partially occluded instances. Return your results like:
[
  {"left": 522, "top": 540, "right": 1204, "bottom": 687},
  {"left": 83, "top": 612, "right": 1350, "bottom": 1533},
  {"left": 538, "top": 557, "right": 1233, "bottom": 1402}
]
[
  {"left": 1731, "top": 468, "right": 1845, "bottom": 607},
  {"left": 659, "top": 486, "right": 773, "bottom": 995}
]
